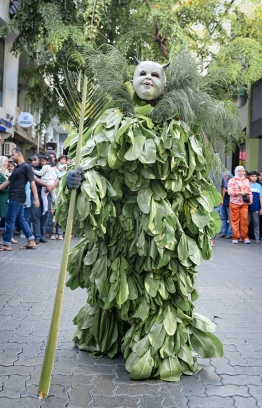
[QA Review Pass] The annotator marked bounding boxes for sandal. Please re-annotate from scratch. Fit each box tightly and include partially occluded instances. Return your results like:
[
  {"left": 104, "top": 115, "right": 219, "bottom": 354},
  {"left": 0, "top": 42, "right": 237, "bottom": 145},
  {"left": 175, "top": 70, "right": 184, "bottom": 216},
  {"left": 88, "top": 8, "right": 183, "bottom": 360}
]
[
  {"left": 20, "top": 245, "right": 36, "bottom": 250},
  {"left": 3, "top": 245, "right": 12, "bottom": 251}
]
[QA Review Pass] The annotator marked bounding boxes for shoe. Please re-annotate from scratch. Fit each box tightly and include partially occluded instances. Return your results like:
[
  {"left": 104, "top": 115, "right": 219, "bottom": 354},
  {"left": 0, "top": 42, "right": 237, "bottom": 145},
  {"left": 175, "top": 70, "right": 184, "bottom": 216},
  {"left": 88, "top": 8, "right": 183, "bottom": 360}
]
[
  {"left": 244, "top": 239, "right": 251, "bottom": 244},
  {"left": 256, "top": 240, "right": 260, "bottom": 244},
  {"left": 40, "top": 238, "right": 48, "bottom": 243},
  {"left": 217, "top": 234, "right": 225, "bottom": 238},
  {"left": 35, "top": 238, "right": 40, "bottom": 244},
  {"left": 58, "top": 236, "right": 63, "bottom": 240},
  {"left": 55, "top": 235, "right": 59, "bottom": 239},
  {"left": 11, "top": 238, "right": 18, "bottom": 244},
  {"left": 50, "top": 235, "right": 56, "bottom": 240},
  {"left": 232, "top": 239, "right": 238, "bottom": 244},
  {"left": 20, "top": 234, "right": 26, "bottom": 239},
  {"left": 224, "top": 236, "right": 231, "bottom": 239},
  {"left": 3, "top": 245, "right": 12, "bottom": 251}
]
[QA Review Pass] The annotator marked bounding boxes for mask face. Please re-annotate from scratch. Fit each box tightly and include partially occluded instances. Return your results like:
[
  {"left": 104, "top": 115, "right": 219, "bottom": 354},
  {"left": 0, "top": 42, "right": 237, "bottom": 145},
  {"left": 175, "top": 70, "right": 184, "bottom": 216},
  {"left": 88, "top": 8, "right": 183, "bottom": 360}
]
[{"left": 133, "top": 61, "right": 166, "bottom": 100}]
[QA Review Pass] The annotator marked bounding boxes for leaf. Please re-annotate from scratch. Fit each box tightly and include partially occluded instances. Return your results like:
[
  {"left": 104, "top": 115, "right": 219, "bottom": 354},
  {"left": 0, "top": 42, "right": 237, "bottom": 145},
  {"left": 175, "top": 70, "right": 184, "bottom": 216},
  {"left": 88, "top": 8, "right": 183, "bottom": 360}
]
[
  {"left": 124, "top": 134, "right": 146, "bottom": 161},
  {"left": 178, "top": 345, "right": 194, "bottom": 366},
  {"left": 135, "top": 335, "right": 151, "bottom": 357},
  {"left": 145, "top": 273, "right": 160, "bottom": 297},
  {"left": 160, "top": 335, "right": 175, "bottom": 358},
  {"left": 148, "top": 322, "right": 166, "bottom": 349},
  {"left": 83, "top": 243, "right": 98, "bottom": 266},
  {"left": 134, "top": 104, "right": 152, "bottom": 115},
  {"left": 132, "top": 298, "right": 150, "bottom": 321},
  {"left": 177, "top": 233, "right": 189, "bottom": 261},
  {"left": 160, "top": 357, "right": 181, "bottom": 382},
  {"left": 128, "top": 349, "right": 154, "bottom": 380},
  {"left": 76, "top": 194, "right": 90, "bottom": 220},
  {"left": 192, "top": 209, "right": 210, "bottom": 228},
  {"left": 139, "top": 139, "right": 157, "bottom": 164},
  {"left": 190, "top": 313, "right": 216, "bottom": 333},
  {"left": 116, "top": 257, "right": 130, "bottom": 307},
  {"left": 189, "top": 326, "right": 223, "bottom": 358},
  {"left": 163, "top": 306, "right": 177, "bottom": 336},
  {"left": 108, "top": 145, "right": 125, "bottom": 169},
  {"left": 115, "top": 118, "right": 137, "bottom": 143},
  {"left": 137, "top": 188, "right": 153, "bottom": 214}
]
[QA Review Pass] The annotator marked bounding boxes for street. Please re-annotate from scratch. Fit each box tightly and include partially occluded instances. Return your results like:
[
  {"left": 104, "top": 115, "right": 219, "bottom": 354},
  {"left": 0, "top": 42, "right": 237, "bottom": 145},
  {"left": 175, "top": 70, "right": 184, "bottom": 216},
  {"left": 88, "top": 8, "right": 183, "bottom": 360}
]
[{"left": 0, "top": 237, "right": 262, "bottom": 408}]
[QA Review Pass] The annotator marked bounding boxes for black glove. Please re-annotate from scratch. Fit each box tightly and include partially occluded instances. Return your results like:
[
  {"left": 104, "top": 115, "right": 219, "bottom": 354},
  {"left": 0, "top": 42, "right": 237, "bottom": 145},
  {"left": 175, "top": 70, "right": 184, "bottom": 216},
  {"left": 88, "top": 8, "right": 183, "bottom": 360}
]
[{"left": 66, "top": 167, "right": 84, "bottom": 190}]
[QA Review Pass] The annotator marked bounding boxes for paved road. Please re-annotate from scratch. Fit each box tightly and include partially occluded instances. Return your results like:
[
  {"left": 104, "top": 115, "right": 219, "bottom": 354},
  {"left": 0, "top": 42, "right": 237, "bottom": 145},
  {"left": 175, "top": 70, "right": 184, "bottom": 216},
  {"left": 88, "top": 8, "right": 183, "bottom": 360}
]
[{"left": 0, "top": 236, "right": 262, "bottom": 408}]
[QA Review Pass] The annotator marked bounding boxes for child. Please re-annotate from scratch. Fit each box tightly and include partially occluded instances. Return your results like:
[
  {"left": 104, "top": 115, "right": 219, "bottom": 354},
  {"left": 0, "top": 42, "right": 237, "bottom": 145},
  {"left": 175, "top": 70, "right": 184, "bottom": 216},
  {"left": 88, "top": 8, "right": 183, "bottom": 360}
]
[
  {"left": 57, "top": 155, "right": 68, "bottom": 179},
  {"left": 248, "top": 171, "right": 262, "bottom": 243},
  {"left": 33, "top": 156, "right": 58, "bottom": 214}
]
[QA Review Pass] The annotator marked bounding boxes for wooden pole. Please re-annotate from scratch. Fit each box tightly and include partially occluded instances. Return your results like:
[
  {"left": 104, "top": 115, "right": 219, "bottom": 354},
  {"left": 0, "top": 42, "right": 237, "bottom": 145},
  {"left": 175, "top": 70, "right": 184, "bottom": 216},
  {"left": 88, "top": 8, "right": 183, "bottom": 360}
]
[{"left": 38, "top": 75, "right": 88, "bottom": 399}]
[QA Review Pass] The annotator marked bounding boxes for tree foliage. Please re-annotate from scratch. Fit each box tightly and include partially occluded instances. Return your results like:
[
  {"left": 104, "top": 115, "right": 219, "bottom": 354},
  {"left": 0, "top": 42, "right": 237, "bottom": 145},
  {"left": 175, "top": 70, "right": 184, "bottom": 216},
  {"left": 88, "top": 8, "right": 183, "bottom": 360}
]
[{"left": 1, "top": 0, "right": 261, "bottom": 144}]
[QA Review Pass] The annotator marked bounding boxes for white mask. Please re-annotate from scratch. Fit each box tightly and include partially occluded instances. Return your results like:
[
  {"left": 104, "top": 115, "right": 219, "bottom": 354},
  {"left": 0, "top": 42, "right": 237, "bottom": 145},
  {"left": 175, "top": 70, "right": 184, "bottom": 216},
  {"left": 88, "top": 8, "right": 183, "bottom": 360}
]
[{"left": 133, "top": 60, "right": 167, "bottom": 101}]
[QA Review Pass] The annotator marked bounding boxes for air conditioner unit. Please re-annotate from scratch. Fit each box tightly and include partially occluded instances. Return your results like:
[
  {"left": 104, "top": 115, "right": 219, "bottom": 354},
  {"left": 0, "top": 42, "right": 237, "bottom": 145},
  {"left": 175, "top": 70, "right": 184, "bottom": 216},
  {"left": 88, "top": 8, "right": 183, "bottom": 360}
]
[{"left": 3, "top": 142, "right": 16, "bottom": 156}]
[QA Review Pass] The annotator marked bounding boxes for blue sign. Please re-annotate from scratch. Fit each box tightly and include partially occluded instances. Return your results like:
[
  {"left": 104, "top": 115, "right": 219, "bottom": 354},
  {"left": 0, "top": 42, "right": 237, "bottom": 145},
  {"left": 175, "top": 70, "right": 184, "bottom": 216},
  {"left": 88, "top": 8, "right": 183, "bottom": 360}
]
[{"left": 0, "top": 118, "right": 12, "bottom": 128}]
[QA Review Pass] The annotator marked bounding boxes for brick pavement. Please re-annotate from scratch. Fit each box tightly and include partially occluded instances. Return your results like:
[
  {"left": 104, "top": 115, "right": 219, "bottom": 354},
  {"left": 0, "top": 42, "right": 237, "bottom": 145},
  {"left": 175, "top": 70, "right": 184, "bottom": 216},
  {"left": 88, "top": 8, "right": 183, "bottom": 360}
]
[{"left": 0, "top": 236, "right": 262, "bottom": 407}]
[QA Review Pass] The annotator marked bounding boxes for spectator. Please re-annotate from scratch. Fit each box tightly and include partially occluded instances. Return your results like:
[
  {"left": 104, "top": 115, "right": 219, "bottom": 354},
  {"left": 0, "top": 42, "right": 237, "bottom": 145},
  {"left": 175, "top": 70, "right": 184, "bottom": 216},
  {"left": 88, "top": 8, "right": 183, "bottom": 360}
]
[
  {"left": 7, "top": 160, "right": 15, "bottom": 176},
  {"left": 0, "top": 147, "right": 39, "bottom": 251},
  {"left": 218, "top": 170, "right": 233, "bottom": 239},
  {"left": 248, "top": 171, "right": 262, "bottom": 243},
  {"left": 57, "top": 155, "right": 68, "bottom": 179},
  {"left": 33, "top": 155, "right": 58, "bottom": 214},
  {"left": 30, "top": 154, "right": 59, "bottom": 244},
  {"left": 0, "top": 156, "right": 9, "bottom": 247},
  {"left": 228, "top": 165, "right": 252, "bottom": 244}
]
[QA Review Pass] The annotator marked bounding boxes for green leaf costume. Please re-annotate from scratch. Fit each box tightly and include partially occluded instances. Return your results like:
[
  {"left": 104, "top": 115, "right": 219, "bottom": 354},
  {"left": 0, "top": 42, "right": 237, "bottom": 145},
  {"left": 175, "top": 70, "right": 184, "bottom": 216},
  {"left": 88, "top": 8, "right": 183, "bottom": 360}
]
[{"left": 56, "top": 50, "right": 230, "bottom": 381}]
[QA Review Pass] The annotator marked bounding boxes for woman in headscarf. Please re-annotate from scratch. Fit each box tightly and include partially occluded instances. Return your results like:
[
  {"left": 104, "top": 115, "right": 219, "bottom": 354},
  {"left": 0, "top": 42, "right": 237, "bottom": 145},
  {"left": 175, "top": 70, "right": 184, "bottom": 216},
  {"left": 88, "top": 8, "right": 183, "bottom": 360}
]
[
  {"left": 228, "top": 166, "right": 252, "bottom": 244},
  {"left": 0, "top": 156, "right": 10, "bottom": 248}
]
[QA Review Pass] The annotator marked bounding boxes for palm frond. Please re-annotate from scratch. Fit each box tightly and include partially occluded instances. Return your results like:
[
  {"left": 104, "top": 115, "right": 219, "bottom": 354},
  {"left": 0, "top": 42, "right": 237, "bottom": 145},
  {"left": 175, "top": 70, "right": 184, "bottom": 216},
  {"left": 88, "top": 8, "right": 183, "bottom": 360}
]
[{"left": 55, "top": 70, "right": 110, "bottom": 135}]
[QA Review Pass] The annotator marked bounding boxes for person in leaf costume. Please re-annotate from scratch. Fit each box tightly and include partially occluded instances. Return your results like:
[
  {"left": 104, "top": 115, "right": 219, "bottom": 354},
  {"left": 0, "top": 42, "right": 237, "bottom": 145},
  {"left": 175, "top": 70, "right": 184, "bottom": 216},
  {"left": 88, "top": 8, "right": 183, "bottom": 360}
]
[{"left": 56, "top": 50, "right": 235, "bottom": 381}]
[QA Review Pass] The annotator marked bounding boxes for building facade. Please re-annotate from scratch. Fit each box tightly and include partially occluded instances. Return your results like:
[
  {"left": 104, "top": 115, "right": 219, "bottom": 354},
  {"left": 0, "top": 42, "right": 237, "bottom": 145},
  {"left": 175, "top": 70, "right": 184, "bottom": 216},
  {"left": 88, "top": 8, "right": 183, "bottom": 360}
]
[{"left": 0, "top": 0, "right": 68, "bottom": 159}]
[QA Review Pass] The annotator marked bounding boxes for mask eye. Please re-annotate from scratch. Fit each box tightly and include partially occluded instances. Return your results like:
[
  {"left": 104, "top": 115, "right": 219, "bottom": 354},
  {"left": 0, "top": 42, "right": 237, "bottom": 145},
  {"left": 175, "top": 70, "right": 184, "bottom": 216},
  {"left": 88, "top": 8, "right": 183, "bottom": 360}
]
[
  {"left": 140, "top": 70, "right": 146, "bottom": 76},
  {"left": 152, "top": 72, "right": 160, "bottom": 78}
]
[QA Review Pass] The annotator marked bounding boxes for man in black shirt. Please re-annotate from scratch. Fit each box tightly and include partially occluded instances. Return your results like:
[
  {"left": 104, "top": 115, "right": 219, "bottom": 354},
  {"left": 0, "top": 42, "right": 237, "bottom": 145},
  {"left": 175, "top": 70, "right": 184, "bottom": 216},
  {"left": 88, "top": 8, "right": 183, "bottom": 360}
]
[{"left": 0, "top": 147, "right": 40, "bottom": 251}]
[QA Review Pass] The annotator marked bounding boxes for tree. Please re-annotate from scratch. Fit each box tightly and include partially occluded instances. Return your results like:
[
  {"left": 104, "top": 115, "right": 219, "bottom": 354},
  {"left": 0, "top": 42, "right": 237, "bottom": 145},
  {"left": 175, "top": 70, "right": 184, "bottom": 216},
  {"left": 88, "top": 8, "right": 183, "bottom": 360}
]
[{"left": 1, "top": 0, "right": 261, "bottom": 143}]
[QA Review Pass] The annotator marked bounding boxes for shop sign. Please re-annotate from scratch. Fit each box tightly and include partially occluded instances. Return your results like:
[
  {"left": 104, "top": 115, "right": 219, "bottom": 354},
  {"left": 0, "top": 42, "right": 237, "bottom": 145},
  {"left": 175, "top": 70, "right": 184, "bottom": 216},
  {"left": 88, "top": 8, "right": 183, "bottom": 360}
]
[{"left": 18, "top": 112, "right": 33, "bottom": 128}]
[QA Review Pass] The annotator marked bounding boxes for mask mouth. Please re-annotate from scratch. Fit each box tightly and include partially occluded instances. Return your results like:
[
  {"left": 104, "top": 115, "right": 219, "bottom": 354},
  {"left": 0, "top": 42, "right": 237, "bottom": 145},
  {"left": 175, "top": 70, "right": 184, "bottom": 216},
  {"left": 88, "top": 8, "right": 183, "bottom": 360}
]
[{"left": 143, "top": 81, "right": 153, "bottom": 86}]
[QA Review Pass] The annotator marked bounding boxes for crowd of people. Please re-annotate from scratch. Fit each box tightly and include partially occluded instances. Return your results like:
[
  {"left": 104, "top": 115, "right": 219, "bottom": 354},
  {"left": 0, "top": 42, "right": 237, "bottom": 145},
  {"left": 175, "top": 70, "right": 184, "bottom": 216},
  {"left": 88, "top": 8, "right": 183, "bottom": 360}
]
[
  {"left": 1, "top": 148, "right": 262, "bottom": 251},
  {"left": 215, "top": 165, "right": 262, "bottom": 245},
  {"left": 0, "top": 147, "right": 71, "bottom": 251}
]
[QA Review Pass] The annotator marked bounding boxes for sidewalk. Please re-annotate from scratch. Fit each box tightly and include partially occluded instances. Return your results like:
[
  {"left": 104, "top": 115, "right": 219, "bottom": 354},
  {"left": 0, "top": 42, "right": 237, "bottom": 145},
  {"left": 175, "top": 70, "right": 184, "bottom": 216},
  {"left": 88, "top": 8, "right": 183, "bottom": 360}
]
[{"left": 0, "top": 236, "right": 262, "bottom": 408}]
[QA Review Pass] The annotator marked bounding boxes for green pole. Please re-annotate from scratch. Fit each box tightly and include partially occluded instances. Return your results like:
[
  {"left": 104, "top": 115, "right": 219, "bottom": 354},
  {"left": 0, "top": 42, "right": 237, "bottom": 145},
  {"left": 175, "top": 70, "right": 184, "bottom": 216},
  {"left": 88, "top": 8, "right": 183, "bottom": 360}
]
[{"left": 38, "top": 75, "right": 88, "bottom": 399}]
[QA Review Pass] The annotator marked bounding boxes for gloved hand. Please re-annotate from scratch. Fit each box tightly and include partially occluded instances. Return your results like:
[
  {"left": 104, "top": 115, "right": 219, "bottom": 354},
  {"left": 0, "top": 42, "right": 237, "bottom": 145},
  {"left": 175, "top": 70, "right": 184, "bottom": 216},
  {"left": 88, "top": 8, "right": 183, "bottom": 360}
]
[{"left": 66, "top": 167, "right": 84, "bottom": 189}]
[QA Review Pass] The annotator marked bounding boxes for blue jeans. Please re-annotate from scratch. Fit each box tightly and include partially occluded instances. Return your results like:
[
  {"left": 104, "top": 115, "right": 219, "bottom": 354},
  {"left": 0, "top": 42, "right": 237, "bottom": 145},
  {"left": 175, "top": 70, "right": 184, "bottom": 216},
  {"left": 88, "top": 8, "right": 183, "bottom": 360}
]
[
  {"left": 3, "top": 200, "right": 35, "bottom": 246},
  {"left": 30, "top": 195, "right": 49, "bottom": 239},
  {"left": 220, "top": 205, "right": 232, "bottom": 236}
]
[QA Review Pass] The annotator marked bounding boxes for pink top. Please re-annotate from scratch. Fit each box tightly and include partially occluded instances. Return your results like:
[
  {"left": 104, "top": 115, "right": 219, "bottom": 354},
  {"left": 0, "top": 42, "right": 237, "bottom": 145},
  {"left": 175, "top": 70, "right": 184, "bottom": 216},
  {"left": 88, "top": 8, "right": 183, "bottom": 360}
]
[{"left": 228, "top": 177, "right": 252, "bottom": 205}]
